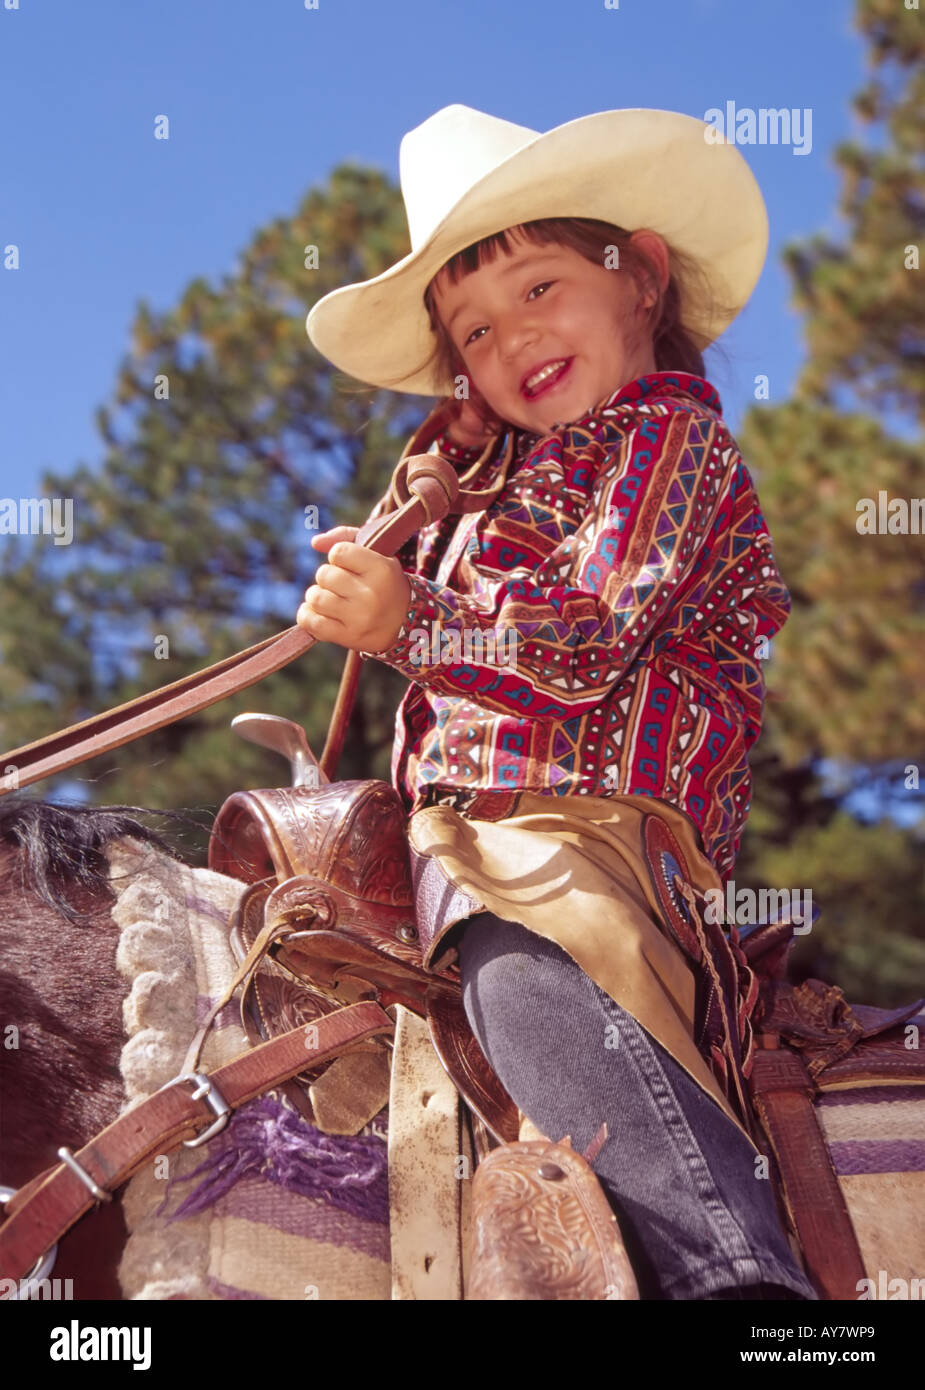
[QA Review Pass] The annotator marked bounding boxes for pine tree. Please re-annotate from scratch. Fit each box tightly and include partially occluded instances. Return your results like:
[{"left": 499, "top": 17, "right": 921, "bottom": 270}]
[
  {"left": 737, "top": 0, "right": 925, "bottom": 1002},
  {"left": 0, "top": 166, "right": 419, "bottom": 860}
]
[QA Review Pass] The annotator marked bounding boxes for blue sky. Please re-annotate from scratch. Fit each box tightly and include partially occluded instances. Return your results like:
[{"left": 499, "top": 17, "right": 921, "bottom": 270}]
[
  {"left": 2, "top": 0, "right": 912, "bottom": 823},
  {"left": 1, "top": 0, "right": 869, "bottom": 499}
]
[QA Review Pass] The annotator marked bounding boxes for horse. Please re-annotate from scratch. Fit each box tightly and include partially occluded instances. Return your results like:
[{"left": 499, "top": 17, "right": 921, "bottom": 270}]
[
  {"left": 2, "top": 784, "right": 923, "bottom": 1303},
  {"left": 0, "top": 795, "right": 397, "bottom": 1301}
]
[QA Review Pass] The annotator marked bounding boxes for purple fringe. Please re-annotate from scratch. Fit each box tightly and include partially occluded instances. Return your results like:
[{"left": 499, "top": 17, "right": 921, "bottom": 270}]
[{"left": 158, "top": 1095, "right": 389, "bottom": 1226}]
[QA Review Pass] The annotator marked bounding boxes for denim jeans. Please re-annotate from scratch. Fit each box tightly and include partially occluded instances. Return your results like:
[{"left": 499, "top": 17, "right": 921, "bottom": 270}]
[{"left": 457, "top": 910, "right": 819, "bottom": 1301}]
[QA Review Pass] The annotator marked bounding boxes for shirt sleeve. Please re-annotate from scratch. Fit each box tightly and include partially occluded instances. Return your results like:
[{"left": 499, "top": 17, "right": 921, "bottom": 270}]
[{"left": 365, "top": 409, "right": 750, "bottom": 719}]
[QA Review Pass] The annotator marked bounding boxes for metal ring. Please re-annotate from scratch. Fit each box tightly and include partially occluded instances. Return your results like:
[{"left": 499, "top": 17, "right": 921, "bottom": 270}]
[{"left": 0, "top": 1185, "right": 58, "bottom": 1297}]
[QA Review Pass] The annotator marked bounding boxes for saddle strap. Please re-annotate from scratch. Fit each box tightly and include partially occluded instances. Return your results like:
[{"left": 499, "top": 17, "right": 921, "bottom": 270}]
[
  {"left": 748, "top": 1044, "right": 867, "bottom": 1300},
  {"left": 0, "top": 1000, "right": 393, "bottom": 1285}
]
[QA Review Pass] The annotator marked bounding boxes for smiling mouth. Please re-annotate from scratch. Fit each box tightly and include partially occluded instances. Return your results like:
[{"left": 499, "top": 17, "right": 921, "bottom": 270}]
[{"left": 521, "top": 358, "right": 573, "bottom": 399}]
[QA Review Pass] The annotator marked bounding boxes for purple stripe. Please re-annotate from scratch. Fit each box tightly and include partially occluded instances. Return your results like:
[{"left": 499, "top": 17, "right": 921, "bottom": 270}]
[
  {"left": 160, "top": 1095, "right": 389, "bottom": 1226},
  {"left": 817, "top": 1085, "right": 925, "bottom": 1109},
  {"left": 184, "top": 891, "right": 239, "bottom": 924},
  {"left": 828, "top": 1139, "right": 925, "bottom": 1175},
  {"left": 206, "top": 1277, "right": 268, "bottom": 1301},
  {"left": 212, "top": 1175, "right": 390, "bottom": 1262}
]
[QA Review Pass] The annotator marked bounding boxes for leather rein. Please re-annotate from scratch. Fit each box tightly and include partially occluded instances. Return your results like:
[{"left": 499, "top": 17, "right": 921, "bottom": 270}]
[
  {"left": 0, "top": 403, "right": 517, "bottom": 1288},
  {"left": 0, "top": 402, "right": 516, "bottom": 796}
]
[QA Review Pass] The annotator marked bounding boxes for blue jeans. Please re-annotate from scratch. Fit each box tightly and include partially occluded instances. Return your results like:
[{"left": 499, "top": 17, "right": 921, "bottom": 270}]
[{"left": 457, "top": 911, "right": 819, "bottom": 1301}]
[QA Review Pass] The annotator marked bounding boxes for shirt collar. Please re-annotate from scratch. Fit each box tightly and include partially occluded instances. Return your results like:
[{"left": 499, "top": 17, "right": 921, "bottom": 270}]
[{"left": 513, "top": 371, "right": 722, "bottom": 459}]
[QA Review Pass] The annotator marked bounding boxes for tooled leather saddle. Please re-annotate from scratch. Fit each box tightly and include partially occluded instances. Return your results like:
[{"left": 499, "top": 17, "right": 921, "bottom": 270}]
[
  {"left": 205, "top": 768, "right": 644, "bottom": 1299},
  {"left": 209, "top": 766, "right": 925, "bottom": 1301},
  {"left": 208, "top": 778, "right": 521, "bottom": 1146}
]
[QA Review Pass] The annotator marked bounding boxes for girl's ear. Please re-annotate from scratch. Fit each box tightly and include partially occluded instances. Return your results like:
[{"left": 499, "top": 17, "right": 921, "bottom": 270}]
[{"left": 629, "top": 229, "right": 670, "bottom": 293}]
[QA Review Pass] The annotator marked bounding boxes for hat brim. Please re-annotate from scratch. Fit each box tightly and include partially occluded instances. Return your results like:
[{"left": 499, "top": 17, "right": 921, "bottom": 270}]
[{"left": 306, "top": 108, "right": 768, "bottom": 397}]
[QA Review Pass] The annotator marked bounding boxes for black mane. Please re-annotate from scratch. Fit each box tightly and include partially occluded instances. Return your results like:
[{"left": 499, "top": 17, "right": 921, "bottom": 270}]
[{"left": 0, "top": 796, "right": 203, "bottom": 922}]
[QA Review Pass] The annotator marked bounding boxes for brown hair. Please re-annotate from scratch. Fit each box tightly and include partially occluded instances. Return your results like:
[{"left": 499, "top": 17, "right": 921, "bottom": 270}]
[{"left": 418, "top": 217, "right": 732, "bottom": 429}]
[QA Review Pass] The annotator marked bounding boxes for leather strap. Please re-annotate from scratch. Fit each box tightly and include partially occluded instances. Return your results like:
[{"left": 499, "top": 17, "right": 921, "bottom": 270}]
[
  {"left": 388, "top": 1006, "right": 471, "bottom": 1300},
  {"left": 318, "top": 404, "right": 516, "bottom": 782},
  {"left": 0, "top": 626, "right": 315, "bottom": 796},
  {"left": 181, "top": 902, "right": 298, "bottom": 1077},
  {"left": 320, "top": 649, "right": 364, "bottom": 782},
  {"left": 0, "top": 1000, "right": 393, "bottom": 1284},
  {"left": 0, "top": 421, "right": 514, "bottom": 796},
  {"left": 748, "top": 1042, "right": 867, "bottom": 1300}
]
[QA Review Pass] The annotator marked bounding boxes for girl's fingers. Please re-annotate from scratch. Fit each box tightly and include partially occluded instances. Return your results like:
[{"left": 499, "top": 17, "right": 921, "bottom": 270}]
[
  {"left": 307, "top": 584, "right": 352, "bottom": 619},
  {"left": 309, "top": 527, "right": 372, "bottom": 574},
  {"left": 298, "top": 590, "right": 349, "bottom": 630},
  {"left": 328, "top": 540, "right": 399, "bottom": 578},
  {"left": 311, "top": 525, "right": 359, "bottom": 550},
  {"left": 313, "top": 527, "right": 402, "bottom": 582},
  {"left": 313, "top": 563, "right": 356, "bottom": 599}
]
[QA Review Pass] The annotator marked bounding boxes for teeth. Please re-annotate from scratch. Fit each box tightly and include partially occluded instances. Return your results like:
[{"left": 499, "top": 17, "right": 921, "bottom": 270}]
[{"left": 525, "top": 360, "right": 567, "bottom": 392}]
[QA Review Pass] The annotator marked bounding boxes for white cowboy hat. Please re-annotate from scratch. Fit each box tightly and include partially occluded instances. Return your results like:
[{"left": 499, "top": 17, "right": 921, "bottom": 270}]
[{"left": 305, "top": 103, "right": 768, "bottom": 398}]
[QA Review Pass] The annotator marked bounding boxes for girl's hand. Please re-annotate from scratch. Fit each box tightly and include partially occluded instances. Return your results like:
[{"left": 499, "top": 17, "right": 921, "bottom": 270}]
[{"left": 297, "top": 527, "right": 411, "bottom": 653}]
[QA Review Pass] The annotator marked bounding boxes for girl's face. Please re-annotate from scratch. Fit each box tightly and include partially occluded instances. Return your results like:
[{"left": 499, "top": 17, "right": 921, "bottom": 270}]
[{"left": 431, "top": 227, "right": 670, "bottom": 435}]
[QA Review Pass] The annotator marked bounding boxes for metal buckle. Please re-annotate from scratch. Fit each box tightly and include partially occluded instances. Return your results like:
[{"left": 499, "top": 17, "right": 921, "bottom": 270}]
[
  {"left": 57, "top": 1147, "right": 113, "bottom": 1203},
  {"left": 0, "top": 1186, "right": 58, "bottom": 1297},
  {"left": 163, "top": 1072, "right": 232, "bottom": 1148}
]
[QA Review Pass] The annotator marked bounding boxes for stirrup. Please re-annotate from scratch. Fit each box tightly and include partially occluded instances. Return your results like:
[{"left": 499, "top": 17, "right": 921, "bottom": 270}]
[{"left": 466, "top": 1133, "right": 639, "bottom": 1300}]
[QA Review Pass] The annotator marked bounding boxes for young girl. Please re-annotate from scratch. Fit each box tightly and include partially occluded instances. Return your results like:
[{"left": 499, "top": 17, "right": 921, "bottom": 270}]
[{"left": 300, "top": 103, "right": 817, "bottom": 1301}]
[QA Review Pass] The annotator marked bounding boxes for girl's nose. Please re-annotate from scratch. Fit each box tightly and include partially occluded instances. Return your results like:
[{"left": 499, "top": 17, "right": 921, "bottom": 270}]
[{"left": 496, "top": 314, "right": 540, "bottom": 367}]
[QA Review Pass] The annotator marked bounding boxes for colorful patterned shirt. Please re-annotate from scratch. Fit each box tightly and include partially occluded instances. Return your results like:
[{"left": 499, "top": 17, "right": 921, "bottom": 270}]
[{"left": 364, "top": 371, "right": 790, "bottom": 882}]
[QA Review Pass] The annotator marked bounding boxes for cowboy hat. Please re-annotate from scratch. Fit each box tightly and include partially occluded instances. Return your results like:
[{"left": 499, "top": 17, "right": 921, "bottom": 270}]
[{"left": 305, "top": 103, "right": 768, "bottom": 398}]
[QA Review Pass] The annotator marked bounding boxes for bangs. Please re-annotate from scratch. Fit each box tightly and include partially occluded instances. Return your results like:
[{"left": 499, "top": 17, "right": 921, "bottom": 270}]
[{"left": 432, "top": 222, "right": 566, "bottom": 289}]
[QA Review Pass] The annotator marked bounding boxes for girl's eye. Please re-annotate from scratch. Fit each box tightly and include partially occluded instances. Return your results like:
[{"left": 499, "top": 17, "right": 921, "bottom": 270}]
[{"left": 463, "top": 282, "right": 555, "bottom": 347}]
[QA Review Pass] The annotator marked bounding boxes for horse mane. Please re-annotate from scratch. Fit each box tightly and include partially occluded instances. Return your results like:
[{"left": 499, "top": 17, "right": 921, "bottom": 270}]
[{"left": 0, "top": 796, "right": 206, "bottom": 923}]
